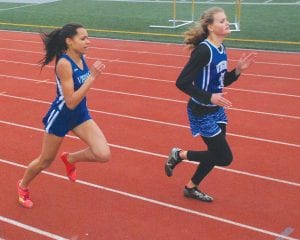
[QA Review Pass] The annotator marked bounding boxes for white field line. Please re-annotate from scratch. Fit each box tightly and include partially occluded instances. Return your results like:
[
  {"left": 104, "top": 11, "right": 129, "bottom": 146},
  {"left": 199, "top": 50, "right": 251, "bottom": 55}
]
[
  {"left": 0, "top": 0, "right": 60, "bottom": 11},
  {"left": 0, "top": 116, "right": 300, "bottom": 187},
  {"left": 0, "top": 3, "right": 38, "bottom": 11},
  {"left": 0, "top": 216, "right": 67, "bottom": 240},
  {"left": 90, "top": 0, "right": 299, "bottom": 6},
  {"left": 0, "top": 158, "right": 299, "bottom": 240},
  {"left": 1, "top": 73, "right": 300, "bottom": 120}
]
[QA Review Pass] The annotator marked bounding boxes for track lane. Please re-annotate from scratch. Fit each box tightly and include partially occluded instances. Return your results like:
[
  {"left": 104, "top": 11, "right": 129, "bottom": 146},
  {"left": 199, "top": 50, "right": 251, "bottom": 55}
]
[
  {"left": 1, "top": 44, "right": 299, "bottom": 81},
  {"left": 1, "top": 31, "right": 299, "bottom": 64},
  {"left": 1, "top": 63, "right": 300, "bottom": 120},
  {"left": 1, "top": 163, "right": 291, "bottom": 240},
  {"left": 1, "top": 30, "right": 300, "bottom": 240},
  {"left": 1, "top": 78, "right": 300, "bottom": 150},
  {"left": 0, "top": 96, "right": 299, "bottom": 184},
  {"left": 0, "top": 124, "right": 299, "bottom": 240},
  {"left": 0, "top": 219, "right": 57, "bottom": 240}
]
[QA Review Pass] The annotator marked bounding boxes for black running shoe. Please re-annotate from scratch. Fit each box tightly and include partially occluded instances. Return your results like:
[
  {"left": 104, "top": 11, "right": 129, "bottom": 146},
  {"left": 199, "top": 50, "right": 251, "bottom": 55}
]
[
  {"left": 164, "top": 148, "right": 182, "bottom": 177},
  {"left": 183, "top": 187, "right": 213, "bottom": 202}
]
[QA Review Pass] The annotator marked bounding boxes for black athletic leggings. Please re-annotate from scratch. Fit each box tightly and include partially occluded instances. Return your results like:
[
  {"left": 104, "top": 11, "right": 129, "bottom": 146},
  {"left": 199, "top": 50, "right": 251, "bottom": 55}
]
[{"left": 186, "top": 123, "right": 233, "bottom": 185}]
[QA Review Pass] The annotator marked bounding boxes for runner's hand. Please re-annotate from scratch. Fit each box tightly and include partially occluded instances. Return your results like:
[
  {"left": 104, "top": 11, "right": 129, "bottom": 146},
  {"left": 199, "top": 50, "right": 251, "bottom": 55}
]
[
  {"left": 90, "top": 60, "right": 105, "bottom": 80},
  {"left": 210, "top": 93, "right": 232, "bottom": 108},
  {"left": 235, "top": 52, "right": 257, "bottom": 75}
]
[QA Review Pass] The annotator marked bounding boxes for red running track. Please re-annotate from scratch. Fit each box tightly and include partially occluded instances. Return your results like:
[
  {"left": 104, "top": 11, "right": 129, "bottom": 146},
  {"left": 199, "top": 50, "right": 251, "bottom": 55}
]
[{"left": 0, "top": 30, "right": 299, "bottom": 240}]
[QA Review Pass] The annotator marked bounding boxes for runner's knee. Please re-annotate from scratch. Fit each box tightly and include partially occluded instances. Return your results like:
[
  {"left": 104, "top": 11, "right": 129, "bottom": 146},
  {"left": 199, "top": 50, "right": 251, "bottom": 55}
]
[
  {"left": 38, "top": 157, "right": 55, "bottom": 170},
  {"left": 91, "top": 147, "right": 111, "bottom": 163},
  {"left": 214, "top": 149, "right": 233, "bottom": 166}
]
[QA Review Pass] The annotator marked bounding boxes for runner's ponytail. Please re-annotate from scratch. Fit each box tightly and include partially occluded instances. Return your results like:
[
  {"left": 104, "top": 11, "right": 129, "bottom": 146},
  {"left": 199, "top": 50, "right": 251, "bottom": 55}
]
[{"left": 39, "top": 23, "right": 84, "bottom": 68}]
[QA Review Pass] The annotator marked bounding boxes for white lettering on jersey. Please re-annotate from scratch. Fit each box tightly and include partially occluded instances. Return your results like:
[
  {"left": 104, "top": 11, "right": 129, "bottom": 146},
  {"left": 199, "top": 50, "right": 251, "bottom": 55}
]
[
  {"left": 216, "top": 60, "right": 227, "bottom": 73},
  {"left": 218, "top": 72, "right": 225, "bottom": 89},
  {"left": 77, "top": 72, "right": 90, "bottom": 84}
]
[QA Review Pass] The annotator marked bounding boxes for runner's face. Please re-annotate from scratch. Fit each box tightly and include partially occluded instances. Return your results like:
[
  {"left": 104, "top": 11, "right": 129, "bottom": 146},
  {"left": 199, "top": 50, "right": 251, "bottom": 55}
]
[
  {"left": 209, "top": 11, "right": 231, "bottom": 36},
  {"left": 67, "top": 28, "right": 90, "bottom": 54}
]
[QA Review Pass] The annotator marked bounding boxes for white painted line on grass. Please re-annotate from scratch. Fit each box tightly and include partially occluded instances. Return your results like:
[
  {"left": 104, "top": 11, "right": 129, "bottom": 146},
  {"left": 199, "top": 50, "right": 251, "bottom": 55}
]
[{"left": 0, "top": 3, "right": 37, "bottom": 11}]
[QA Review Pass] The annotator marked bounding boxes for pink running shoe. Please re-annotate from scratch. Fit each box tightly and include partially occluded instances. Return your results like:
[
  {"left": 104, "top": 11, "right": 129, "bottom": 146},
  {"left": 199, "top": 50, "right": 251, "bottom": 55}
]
[
  {"left": 17, "top": 180, "right": 33, "bottom": 208},
  {"left": 61, "top": 152, "right": 77, "bottom": 182}
]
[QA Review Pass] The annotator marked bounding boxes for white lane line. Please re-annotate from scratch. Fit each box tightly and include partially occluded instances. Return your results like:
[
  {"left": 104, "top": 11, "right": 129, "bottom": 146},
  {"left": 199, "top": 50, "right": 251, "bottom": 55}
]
[
  {"left": 226, "top": 87, "right": 300, "bottom": 98},
  {"left": 0, "top": 158, "right": 298, "bottom": 240},
  {"left": 90, "top": 88, "right": 300, "bottom": 120},
  {"left": 2, "top": 69, "right": 300, "bottom": 97},
  {"left": 0, "top": 37, "right": 299, "bottom": 67},
  {"left": 1, "top": 29, "right": 299, "bottom": 54},
  {"left": 0, "top": 46, "right": 300, "bottom": 70},
  {"left": 0, "top": 216, "right": 67, "bottom": 240},
  {"left": 1, "top": 73, "right": 299, "bottom": 120},
  {"left": 276, "top": 227, "right": 295, "bottom": 240},
  {"left": 243, "top": 73, "right": 300, "bottom": 81},
  {"left": 0, "top": 57, "right": 300, "bottom": 82},
  {"left": 0, "top": 92, "right": 299, "bottom": 148},
  {"left": 0, "top": 119, "right": 299, "bottom": 187}
]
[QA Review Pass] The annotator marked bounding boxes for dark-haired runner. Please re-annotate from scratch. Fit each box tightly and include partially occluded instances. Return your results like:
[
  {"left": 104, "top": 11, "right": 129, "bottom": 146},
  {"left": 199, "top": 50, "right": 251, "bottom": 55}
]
[{"left": 17, "top": 23, "right": 111, "bottom": 208}]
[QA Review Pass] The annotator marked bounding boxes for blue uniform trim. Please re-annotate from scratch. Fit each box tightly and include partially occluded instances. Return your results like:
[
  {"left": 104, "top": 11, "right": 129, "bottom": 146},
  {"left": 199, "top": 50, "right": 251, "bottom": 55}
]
[{"left": 43, "top": 54, "right": 91, "bottom": 137}]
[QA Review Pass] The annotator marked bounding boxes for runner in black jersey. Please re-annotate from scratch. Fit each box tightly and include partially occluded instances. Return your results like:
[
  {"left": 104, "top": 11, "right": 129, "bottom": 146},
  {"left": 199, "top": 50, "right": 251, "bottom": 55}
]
[{"left": 165, "top": 7, "right": 256, "bottom": 202}]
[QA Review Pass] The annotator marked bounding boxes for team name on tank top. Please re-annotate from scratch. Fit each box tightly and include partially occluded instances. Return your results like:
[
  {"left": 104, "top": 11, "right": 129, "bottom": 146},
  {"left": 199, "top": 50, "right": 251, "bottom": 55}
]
[
  {"left": 58, "top": 54, "right": 90, "bottom": 92},
  {"left": 52, "top": 54, "right": 90, "bottom": 112},
  {"left": 196, "top": 39, "right": 227, "bottom": 93}
]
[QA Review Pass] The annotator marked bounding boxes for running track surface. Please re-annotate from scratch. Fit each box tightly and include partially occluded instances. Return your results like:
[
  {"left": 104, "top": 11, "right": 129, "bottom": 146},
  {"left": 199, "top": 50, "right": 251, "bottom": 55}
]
[{"left": 0, "top": 30, "right": 299, "bottom": 240}]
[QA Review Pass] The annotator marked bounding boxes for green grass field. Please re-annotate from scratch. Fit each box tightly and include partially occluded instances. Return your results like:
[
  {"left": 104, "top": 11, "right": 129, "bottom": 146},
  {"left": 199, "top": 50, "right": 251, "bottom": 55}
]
[{"left": 0, "top": 0, "right": 299, "bottom": 52}]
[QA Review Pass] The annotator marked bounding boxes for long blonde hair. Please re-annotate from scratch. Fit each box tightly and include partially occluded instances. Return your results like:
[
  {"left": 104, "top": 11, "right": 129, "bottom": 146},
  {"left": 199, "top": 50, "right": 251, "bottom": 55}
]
[{"left": 184, "top": 7, "right": 225, "bottom": 49}]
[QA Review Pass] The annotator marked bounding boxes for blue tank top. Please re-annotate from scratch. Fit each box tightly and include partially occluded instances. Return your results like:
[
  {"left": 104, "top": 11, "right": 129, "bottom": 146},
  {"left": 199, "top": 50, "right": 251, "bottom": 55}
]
[
  {"left": 51, "top": 54, "right": 90, "bottom": 112},
  {"left": 192, "top": 39, "right": 228, "bottom": 106}
]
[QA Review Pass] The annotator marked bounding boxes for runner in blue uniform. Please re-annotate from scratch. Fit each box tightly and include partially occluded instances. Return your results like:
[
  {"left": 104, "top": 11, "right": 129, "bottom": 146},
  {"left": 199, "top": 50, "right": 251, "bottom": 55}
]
[
  {"left": 17, "top": 23, "right": 111, "bottom": 208},
  {"left": 165, "top": 7, "right": 256, "bottom": 202}
]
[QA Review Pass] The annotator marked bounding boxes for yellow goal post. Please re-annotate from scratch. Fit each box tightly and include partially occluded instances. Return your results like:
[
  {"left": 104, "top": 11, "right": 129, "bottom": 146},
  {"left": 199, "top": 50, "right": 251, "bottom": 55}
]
[
  {"left": 230, "top": 0, "right": 241, "bottom": 32},
  {"left": 149, "top": 0, "right": 196, "bottom": 29},
  {"left": 149, "top": 0, "right": 241, "bottom": 31}
]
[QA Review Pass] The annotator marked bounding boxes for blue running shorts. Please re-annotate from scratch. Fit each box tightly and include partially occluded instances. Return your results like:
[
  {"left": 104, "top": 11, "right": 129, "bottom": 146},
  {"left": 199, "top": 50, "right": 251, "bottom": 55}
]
[
  {"left": 187, "top": 106, "right": 227, "bottom": 138},
  {"left": 43, "top": 105, "right": 92, "bottom": 137}
]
